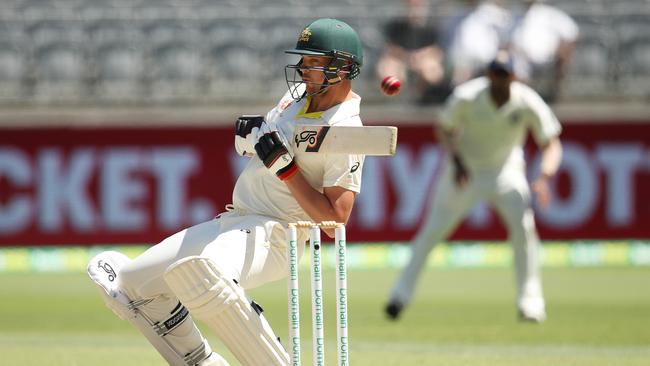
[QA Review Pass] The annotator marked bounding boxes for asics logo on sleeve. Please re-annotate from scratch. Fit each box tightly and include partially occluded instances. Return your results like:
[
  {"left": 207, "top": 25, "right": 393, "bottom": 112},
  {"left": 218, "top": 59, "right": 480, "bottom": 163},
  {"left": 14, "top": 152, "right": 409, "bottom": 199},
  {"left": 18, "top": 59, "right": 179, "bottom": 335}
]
[{"left": 350, "top": 162, "right": 360, "bottom": 173}]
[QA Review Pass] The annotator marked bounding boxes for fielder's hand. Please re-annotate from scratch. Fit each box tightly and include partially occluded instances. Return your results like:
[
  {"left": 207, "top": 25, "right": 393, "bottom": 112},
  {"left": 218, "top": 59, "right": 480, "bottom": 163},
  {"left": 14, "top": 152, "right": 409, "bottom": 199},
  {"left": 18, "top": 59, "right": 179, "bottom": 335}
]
[
  {"left": 255, "top": 122, "right": 298, "bottom": 181},
  {"left": 234, "top": 115, "right": 265, "bottom": 157},
  {"left": 452, "top": 153, "right": 469, "bottom": 188},
  {"left": 532, "top": 175, "right": 552, "bottom": 209}
]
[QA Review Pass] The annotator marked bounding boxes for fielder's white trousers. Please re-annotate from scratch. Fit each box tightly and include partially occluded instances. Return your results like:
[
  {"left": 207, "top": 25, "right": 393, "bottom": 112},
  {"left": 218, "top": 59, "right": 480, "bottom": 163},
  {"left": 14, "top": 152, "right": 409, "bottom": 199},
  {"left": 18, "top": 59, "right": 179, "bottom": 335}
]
[{"left": 391, "top": 160, "right": 544, "bottom": 309}]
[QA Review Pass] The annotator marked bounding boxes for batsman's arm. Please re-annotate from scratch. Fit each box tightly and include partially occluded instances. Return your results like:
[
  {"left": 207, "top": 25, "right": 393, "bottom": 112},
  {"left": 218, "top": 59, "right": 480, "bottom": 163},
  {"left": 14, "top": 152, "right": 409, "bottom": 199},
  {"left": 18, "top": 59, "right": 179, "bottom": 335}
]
[
  {"left": 284, "top": 175, "right": 356, "bottom": 238},
  {"left": 254, "top": 122, "right": 356, "bottom": 237}
]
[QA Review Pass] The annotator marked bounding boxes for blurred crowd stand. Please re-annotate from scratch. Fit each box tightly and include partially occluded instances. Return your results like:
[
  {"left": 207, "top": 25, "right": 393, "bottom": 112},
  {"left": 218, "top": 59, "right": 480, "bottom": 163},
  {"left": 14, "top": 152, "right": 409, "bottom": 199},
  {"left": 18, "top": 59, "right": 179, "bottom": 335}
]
[
  {"left": 445, "top": 0, "right": 511, "bottom": 88},
  {"left": 377, "top": 0, "right": 582, "bottom": 104},
  {"left": 0, "top": 0, "right": 647, "bottom": 107},
  {"left": 375, "top": 0, "right": 448, "bottom": 105},
  {"left": 509, "top": 0, "right": 579, "bottom": 103}
]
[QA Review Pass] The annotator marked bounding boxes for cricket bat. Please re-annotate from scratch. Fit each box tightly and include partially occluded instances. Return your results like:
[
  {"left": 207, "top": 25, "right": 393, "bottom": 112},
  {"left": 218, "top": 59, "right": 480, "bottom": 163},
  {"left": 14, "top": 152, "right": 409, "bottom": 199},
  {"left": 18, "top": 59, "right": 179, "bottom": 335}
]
[{"left": 293, "top": 125, "right": 398, "bottom": 156}]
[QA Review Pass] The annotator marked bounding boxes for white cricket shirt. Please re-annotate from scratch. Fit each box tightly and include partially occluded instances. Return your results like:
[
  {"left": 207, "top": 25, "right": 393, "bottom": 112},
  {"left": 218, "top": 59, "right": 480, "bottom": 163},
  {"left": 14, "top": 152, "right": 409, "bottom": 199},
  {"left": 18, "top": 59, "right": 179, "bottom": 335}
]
[
  {"left": 232, "top": 90, "right": 365, "bottom": 223},
  {"left": 439, "top": 77, "right": 561, "bottom": 171}
]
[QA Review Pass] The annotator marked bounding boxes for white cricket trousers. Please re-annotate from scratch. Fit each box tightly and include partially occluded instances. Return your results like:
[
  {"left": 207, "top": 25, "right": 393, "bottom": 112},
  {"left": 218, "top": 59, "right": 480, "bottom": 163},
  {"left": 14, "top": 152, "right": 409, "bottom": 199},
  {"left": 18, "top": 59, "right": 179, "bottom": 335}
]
[
  {"left": 391, "top": 160, "right": 544, "bottom": 308},
  {"left": 117, "top": 210, "right": 306, "bottom": 361}
]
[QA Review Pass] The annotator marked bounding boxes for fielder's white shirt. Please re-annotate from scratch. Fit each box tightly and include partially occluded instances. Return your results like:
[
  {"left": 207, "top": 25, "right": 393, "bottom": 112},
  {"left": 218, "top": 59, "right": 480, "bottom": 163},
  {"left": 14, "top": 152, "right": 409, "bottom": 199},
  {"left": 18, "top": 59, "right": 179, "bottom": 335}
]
[
  {"left": 233, "top": 90, "right": 365, "bottom": 224},
  {"left": 439, "top": 76, "right": 561, "bottom": 171}
]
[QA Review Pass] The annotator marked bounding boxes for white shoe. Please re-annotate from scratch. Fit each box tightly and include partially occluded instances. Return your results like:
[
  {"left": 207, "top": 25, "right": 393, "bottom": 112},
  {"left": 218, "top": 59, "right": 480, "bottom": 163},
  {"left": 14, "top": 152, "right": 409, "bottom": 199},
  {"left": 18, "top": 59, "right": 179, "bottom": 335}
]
[
  {"left": 518, "top": 297, "right": 546, "bottom": 323},
  {"left": 518, "top": 307, "right": 546, "bottom": 323}
]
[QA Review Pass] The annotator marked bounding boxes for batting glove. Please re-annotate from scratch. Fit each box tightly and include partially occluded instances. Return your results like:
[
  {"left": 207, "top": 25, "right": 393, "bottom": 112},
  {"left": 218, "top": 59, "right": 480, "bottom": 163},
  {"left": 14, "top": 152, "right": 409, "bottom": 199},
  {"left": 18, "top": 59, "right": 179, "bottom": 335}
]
[
  {"left": 255, "top": 122, "right": 298, "bottom": 181},
  {"left": 234, "top": 115, "right": 265, "bottom": 157}
]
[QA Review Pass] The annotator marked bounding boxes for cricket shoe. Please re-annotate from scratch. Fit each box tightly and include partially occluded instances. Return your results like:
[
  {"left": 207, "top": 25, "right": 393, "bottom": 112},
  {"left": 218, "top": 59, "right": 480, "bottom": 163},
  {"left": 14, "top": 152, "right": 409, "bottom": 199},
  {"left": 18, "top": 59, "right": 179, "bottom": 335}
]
[
  {"left": 518, "top": 297, "right": 546, "bottom": 323},
  {"left": 384, "top": 299, "right": 404, "bottom": 320}
]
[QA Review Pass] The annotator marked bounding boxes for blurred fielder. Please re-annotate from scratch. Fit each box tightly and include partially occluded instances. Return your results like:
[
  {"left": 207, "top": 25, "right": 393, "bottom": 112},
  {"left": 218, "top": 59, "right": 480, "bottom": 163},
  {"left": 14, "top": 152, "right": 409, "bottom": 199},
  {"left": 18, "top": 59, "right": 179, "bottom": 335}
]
[
  {"left": 386, "top": 50, "right": 562, "bottom": 323},
  {"left": 87, "top": 18, "right": 365, "bottom": 366}
]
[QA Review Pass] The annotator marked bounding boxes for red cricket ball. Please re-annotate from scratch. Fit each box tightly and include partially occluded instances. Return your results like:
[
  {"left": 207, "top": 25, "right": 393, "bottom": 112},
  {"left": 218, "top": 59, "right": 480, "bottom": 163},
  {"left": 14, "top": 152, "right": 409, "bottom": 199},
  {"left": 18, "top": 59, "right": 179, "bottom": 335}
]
[{"left": 381, "top": 76, "right": 401, "bottom": 96}]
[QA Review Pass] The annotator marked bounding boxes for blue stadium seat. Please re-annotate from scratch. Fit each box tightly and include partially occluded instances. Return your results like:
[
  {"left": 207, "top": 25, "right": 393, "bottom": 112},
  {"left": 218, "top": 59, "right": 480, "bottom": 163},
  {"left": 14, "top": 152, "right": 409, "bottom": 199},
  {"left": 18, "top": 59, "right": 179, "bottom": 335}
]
[
  {"left": 33, "top": 42, "right": 88, "bottom": 101},
  {"left": 0, "top": 41, "right": 28, "bottom": 99},
  {"left": 86, "top": 19, "right": 143, "bottom": 46},
  {"left": 151, "top": 43, "right": 202, "bottom": 80},
  {"left": 27, "top": 19, "right": 87, "bottom": 49},
  {"left": 205, "top": 40, "right": 271, "bottom": 100},
  {"left": 93, "top": 42, "right": 144, "bottom": 101},
  {"left": 212, "top": 42, "right": 263, "bottom": 80},
  {"left": 613, "top": 15, "right": 650, "bottom": 97},
  {"left": 148, "top": 41, "right": 204, "bottom": 101},
  {"left": 618, "top": 36, "right": 650, "bottom": 98},
  {"left": 562, "top": 20, "right": 613, "bottom": 99},
  {"left": 19, "top": 0, "right": 59, "bottom": 17},
  {"left": 143, "top": 19, "right": 201, "bottom": 48},
  {"left": 202, "top": 19, "right": 260, "bottom": 49}
]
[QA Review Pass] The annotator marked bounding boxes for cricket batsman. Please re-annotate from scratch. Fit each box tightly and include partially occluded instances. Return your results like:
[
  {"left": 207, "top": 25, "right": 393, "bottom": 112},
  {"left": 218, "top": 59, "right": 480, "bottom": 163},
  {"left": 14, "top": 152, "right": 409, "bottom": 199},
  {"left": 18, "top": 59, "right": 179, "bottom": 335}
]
[
  {"left": 87, "top": 18, "right": 365, "bottom": 365},
  {"left": 386, "top": 50, "right": 563, "bottom": 323}
]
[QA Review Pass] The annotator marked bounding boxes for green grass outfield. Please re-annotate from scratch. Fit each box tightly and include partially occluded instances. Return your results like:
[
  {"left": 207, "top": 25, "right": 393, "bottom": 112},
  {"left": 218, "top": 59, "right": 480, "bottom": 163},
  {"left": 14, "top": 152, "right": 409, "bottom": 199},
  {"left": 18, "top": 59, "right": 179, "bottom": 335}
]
[{"left": 1, "top": 267, "right": 649, "bottom": 366}]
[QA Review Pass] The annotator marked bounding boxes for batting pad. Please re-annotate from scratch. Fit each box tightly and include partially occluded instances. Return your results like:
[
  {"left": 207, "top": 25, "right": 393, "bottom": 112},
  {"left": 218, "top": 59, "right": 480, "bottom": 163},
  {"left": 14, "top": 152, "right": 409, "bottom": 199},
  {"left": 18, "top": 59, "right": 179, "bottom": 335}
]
[
  {"left": 88, "top": 251, "right": 224, "bottom": 366},
  {"left": 164, "top": 256, "right": 290, "bottom": 366}
]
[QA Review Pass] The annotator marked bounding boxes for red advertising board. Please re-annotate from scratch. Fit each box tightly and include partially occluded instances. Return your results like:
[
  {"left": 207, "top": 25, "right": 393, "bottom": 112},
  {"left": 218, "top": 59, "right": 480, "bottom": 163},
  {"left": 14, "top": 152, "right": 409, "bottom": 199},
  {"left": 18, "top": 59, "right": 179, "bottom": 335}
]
[{"left": 1, "top": 122, "right": 648, "bottom": 246}]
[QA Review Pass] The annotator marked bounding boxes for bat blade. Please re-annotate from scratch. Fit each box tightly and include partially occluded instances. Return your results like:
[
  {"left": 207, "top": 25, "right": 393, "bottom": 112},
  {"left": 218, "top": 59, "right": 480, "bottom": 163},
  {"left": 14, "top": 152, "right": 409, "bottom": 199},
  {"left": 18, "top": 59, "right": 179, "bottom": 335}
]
[{"left": 293, "top": 125, "right": 398, "bottom": 156}]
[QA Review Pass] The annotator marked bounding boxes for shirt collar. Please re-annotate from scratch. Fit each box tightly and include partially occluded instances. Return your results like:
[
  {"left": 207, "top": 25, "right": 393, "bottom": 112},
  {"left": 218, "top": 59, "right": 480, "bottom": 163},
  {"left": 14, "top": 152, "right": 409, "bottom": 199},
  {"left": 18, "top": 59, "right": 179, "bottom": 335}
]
[
  {"left": 295, "top": 97, "right": 324, "bottom": 119},
  {"left": 294, "top": 92, "right": 361, "bottom": 124}
]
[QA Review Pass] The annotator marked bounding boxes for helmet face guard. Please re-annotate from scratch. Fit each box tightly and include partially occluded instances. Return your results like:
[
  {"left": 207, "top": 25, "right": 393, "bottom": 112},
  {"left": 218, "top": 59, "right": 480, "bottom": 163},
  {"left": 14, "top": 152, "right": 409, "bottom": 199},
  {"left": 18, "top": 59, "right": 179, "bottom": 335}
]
[{"left": 284, "top": 50, "right": 360, "bottom": 101}]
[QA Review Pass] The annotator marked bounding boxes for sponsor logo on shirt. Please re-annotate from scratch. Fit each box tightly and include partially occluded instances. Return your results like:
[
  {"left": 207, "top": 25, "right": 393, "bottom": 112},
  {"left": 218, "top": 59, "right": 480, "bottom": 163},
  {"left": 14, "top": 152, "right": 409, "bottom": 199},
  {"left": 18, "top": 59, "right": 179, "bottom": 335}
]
[{"left": 295, "top": 126, "right": 330, "bottom": 152}]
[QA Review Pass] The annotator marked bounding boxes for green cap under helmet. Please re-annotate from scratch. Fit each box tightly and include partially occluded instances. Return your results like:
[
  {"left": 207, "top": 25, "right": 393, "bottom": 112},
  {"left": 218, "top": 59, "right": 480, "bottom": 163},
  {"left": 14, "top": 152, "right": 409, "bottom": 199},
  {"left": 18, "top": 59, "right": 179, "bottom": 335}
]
[{"left": 286, "top": 18, "right": 363, "bottom": 71}]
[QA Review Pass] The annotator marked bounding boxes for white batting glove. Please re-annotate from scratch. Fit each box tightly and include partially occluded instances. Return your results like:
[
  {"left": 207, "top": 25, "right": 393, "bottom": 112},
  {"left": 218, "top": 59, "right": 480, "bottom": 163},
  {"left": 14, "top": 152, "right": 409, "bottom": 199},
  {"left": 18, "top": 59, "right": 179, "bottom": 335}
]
[
  {"left": 254, "top": 121, "right": 298, "bottom": 181},
  {"left": 234, "top": 115, "right": 265, "bottom": 157}
]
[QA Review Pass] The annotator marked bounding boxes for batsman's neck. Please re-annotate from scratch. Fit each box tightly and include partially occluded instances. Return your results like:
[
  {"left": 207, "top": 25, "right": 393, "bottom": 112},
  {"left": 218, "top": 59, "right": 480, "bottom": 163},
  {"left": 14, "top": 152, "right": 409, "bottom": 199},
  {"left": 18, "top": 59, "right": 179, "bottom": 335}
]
[{"left": 308, "top": 80, "right": 353, "bottom": 113}]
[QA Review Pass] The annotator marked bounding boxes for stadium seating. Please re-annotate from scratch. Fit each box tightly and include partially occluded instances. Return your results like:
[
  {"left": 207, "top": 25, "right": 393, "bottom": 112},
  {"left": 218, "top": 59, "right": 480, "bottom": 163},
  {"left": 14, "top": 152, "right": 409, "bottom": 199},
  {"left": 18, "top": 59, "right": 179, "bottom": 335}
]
[
  {"left": 33, "top": 43, "right": 87, "bottom": 102},
  {"left": 614, "top": 14, "right": 650, "bottom": 98},
  {"left": 149, "top": 41, "right": 204, "bottom": 101},
  {"left": 0, "top": 40, "right": 28, "bottom": 101},
  {"left": 0, "top": 0, "right": 646, "bottom": 104},
  {"left": 92, "top": 41, "right": 144, "bottom": 102}
]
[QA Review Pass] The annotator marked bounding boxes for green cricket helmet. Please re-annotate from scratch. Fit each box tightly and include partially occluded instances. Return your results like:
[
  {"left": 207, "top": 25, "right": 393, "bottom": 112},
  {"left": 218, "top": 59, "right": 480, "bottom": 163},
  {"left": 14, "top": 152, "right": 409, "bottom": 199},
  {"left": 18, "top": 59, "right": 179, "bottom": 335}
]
[{"left": 284, "top": 18, "right": 364, "bottom": 100}]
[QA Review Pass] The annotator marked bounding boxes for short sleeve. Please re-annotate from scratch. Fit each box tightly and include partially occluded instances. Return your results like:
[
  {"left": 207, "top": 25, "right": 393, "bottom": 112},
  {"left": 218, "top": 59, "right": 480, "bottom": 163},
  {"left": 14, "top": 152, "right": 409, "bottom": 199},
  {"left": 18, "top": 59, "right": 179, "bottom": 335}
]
[
  {"left": 525, "top": 89, "right": 562, "bottom": 146},
  {"left": 323, "top": 154, "right": 364, "bottom": 193}
]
